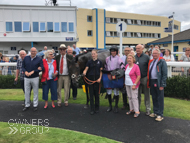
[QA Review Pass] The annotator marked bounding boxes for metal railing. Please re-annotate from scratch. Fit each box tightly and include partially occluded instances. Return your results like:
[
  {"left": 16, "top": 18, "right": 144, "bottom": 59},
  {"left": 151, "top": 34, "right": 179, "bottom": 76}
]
[{"left": 1, "top": 62, "right": 190, "bottom": 78}]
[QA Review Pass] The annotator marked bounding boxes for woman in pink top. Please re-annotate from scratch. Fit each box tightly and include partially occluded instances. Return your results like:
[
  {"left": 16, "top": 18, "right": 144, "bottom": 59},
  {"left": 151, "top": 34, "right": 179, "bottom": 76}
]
[{"left": 125, "top": 54, "right": 141, "bottom": 117}]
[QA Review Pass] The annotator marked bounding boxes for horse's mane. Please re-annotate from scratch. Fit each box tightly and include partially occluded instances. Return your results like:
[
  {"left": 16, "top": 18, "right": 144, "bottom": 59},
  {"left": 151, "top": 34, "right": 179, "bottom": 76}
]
[{"left": 74, "top": 51, "right": 91, "bottom": 62}]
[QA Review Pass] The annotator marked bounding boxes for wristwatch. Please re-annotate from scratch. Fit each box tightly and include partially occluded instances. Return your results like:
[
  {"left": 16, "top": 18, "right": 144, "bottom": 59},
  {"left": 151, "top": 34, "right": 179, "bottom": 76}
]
[{"left": 133, "top": 84, "right": 136, "bottom": 86}]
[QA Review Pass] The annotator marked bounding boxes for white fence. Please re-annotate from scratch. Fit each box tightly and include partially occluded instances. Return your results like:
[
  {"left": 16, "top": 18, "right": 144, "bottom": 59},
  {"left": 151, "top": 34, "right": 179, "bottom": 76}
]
[{"left": 0, "top": 62, "right": 190, "bottom": 78}]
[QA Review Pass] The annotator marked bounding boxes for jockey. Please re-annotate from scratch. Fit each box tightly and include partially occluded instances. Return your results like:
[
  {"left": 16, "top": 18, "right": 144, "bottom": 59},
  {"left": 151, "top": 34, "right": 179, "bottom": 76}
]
[{"left": 105, "top": 45, "right": 125, "bottom": 113}]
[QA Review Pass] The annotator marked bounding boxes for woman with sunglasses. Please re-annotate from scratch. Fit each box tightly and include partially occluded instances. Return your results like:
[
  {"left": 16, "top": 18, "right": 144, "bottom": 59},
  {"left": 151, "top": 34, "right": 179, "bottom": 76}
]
[
  {"left": 41, "top": 50, "right": 58, "bottom": 109},
  {"left": 180, "top": 47, "right": 190, "bottom": 76}
]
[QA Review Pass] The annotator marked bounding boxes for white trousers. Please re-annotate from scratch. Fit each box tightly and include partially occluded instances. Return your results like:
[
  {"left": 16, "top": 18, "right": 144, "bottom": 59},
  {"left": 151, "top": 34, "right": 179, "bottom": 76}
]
[{"left": 107, "top": 88, "right": 119, "bottom": 95}]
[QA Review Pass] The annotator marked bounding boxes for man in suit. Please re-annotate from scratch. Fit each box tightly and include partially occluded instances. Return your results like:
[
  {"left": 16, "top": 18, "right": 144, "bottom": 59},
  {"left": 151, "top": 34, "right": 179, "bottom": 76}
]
[{"left": 56, "top": 44, "right": 73, "bottom": 107}]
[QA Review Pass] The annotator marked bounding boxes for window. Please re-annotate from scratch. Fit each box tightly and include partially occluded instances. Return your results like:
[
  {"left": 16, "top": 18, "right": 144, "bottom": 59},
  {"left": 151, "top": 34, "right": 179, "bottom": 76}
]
[
  {"left": 110, "top": 18, "right": 113, "bottom": 23},
  {"left": 106, "top": 17, "right": 110, "bottom": 23},
  {"left": 114, "top": 32, "right": 119, "bottom": 37},
  {"left": 117, "top": 18, "right": 121, "bottom": 22},
  {"left": 40, "top": 22, "right": 46, "bottom": 32},
  {"left": 106, "top": 31, "right": 111, "bottom": 37},
  {"left": 163, "top": 44, "right": 168, "bottom": 47},
  {"left": 69, "top": 22, "right": 74, "bottom": 32},
  {"left": 158, "top": 34, "right": 161, "bottom": 38},
  {"left": 158, "top": 22, "right": 161, "bottom": 26},
  {"left": 87, "top": 16, "right": 92, "bottom": 22},
  {"left": 87, "top": 30, "right": 93, "bottom": 36},
  {"left": 174, "top": 25, "right": 178, "bottom": 30},
  {"left": 54, "top": 22, "right": 60, "bottom": 32},
  {"left": 127, "top": 19, "right": 132, "bottom": 24},
  {"left": 137, "top": 33, "right": 141, "bottom": 37},
  {"left": 110, "top": 31, "right": 113, "bottom": 36},
  {"left": 127, "top": 32, "right": 131, "bottom": 37},
  {"left": 114, "top": 18, "right": 117, "bottom": 23},
  {"left": 61, "top": 22, "right": 67, "bottom": 32},
  {"left": 23, "top": 22, "right": 30, "bottom": 32},
  {"left": 33, "top": 22, "right": 39, "bottom": 32},
  {"left": 6, "top": 22, "right": 13, "bottom": 32},
  {"left": 47, "top": 22, "right": 53, "bottom": 32},
  {"left": 11, "top": 47, "right": 16, "bottom": 50},
  {"left": 14, "top": 22, "right": 22, "bottom": 32},
  {"left": 137, "top": 20, "right": 141, "bottom": 25},
  {"left": 52, "top": 47, "right": 58, "bottom": 50}
]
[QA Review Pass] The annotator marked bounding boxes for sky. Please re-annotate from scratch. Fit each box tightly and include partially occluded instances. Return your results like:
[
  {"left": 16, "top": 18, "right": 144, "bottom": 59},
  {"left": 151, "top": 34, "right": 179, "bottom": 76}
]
[{"left": 0, "top": 0, "right": 190, "bottom": 31}]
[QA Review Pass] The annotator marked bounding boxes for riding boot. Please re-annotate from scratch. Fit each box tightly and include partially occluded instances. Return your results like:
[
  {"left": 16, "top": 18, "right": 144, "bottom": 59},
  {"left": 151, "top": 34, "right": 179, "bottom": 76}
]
[
  {"left": 105, "top": 93, "right": 108, "bottom": 99},
  {"left": 114, "top": 95, "right": 119, "bottom": 113},
  {"left": 107, "top": 94, "right": 112, "bottom": 112}
]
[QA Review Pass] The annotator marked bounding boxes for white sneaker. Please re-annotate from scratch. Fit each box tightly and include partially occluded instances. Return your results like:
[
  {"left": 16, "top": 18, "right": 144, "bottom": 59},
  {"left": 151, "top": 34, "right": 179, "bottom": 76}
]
[{"left": 155, "top": 116, "right": 164, "bottom": 121}]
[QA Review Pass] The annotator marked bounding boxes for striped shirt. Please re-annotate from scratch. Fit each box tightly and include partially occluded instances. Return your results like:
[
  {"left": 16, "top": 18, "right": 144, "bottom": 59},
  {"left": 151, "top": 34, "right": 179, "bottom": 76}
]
[{"left": 16, "top": 58, "right": 24, "bottom": 80}]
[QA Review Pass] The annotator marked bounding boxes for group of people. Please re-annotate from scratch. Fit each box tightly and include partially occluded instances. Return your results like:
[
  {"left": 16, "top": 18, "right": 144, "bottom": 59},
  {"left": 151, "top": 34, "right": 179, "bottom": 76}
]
[
  {"left": 13, "top": 43, "right": 171, "bottom": 122},
  {"left": 99, "top": 45, "right": 167, "bottom": 121},
  {"left": 0, "top": 53, "right": 18, "bottom": 75}
]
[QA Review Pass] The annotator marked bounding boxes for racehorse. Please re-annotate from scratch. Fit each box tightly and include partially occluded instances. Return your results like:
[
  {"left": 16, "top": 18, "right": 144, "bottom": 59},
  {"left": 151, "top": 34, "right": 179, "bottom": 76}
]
[{"left": 68, "top": 49, "right": 110, "bottom": 107}]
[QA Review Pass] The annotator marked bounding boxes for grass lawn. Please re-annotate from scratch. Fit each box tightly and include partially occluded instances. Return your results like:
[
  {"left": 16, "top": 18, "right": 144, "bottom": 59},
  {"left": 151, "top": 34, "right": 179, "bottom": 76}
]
[
  {"left": 0, "top": 89, "right": 190, "bottom": 120},
  {"left": 0, "top": 122, "right": 119, "bottom": 143}
]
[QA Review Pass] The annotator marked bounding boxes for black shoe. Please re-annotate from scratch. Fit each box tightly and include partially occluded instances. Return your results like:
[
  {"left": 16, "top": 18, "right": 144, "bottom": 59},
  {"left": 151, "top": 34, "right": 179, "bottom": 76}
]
[
  {"left": 73, "top": 97, "right": 76, "bottom": 100},
  {"left": 107, "top": 107, "right": 112, "bottom": 112},
  {"left": 113, "top": 107, "right": 119, "bottom": 113},
  {"left": 23, "top": 107, "right": 29, "bottom": 112},
  {"left": 84, "top": 104, "right": 89, "bottom": 109},
  {"left": 107, "top": 94, "right": 112, "bottom": 112},
  {"left": 33, "top": 107, "right": 38, "bottom": 111},
  {"left": 90, "top": 111, "right": 95, "bottom": 115},
  {"left": 95, "top": 109, "right": 99, "bottom": 113}
]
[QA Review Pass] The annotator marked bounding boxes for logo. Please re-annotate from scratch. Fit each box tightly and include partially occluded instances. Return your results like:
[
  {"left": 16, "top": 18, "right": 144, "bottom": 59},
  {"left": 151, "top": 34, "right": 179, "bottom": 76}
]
[{"left": 8, "top": 119, "right": 49, "bottom": 134}]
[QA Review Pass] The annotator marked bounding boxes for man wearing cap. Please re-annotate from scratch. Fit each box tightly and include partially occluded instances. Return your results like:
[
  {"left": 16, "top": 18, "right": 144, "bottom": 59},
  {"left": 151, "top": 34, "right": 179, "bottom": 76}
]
[
  {"left": 105, "top": 46, "right": 125, "bottom": 113},
  {"left": 160, "top": 47, "right": 165, "bottom": 57},
  {"left": 56, "top": 44, "right": 73, "bottom": 107}
]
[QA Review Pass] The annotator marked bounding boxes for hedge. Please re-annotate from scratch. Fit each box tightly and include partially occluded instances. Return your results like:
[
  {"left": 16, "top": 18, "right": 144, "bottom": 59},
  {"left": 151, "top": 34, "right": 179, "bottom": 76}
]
[
  {"left": 164, "top": 75, "right": 190, "bottom": 100},
  {"left": 0, "top": 75, "right": 84, "bottom": 89},
  {"left": 0, "top": 75, "right": 189, "bottom": 100}
]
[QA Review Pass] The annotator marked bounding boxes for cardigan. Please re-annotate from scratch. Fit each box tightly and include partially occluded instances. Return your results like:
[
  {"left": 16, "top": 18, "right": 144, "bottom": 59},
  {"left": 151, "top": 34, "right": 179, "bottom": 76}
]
[
  {"left": 41, "top": 59, "right": 58, "bottom": 82},
  {"left": 125, "top": 64, "right": 141, "bottom": 88}
]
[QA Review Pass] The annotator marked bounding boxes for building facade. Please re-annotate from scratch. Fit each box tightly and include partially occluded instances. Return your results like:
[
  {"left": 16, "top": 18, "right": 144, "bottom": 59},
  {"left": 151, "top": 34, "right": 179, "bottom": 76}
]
[
  {"left": 148, "top": 28, "right": 190, "bottom": 60},
  {"left": 0, "top": 5, "right": 77, "bottom": 54},
  {"left": 77, "top": 8, "right": 181, "bottom": 49}
]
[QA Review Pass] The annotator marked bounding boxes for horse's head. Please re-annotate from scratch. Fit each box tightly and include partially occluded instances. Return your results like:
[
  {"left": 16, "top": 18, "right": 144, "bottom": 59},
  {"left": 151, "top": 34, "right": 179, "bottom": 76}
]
[{"left": 69, "top": 61, "right": 81, "bottom": 87}]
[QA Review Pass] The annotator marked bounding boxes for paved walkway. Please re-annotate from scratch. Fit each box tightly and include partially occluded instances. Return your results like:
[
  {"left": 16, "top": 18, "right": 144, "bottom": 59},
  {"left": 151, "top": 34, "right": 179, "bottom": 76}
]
[{"left": 0, "top": 101, "right": 190, "bottom": 143}]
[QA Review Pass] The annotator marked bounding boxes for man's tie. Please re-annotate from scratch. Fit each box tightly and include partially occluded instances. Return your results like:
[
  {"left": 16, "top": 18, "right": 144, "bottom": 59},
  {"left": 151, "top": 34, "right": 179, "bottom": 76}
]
[
  {"left": 149, "top": 60, "right": 156, "bottom": 79},
  {"left": 60, "top": 56, "right": 64, "bottom": 74}
]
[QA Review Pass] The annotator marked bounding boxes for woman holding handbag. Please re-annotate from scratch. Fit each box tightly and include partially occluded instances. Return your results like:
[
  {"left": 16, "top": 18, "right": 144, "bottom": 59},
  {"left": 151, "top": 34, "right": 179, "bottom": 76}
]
[{"left": 41, "top": 50, "right": 58, "bottom": 109}]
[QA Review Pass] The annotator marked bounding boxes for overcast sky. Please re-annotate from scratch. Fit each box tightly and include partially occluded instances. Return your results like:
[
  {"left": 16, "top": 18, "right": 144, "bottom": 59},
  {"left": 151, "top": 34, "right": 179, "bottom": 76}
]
[{"left": 0, "top": 0, "right": 190, "bottom": 31}]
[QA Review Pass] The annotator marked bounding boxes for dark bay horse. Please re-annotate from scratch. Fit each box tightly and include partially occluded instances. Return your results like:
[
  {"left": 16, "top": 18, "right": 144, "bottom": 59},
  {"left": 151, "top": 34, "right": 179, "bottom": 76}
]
[{"left": 68, "top": 49, "right": 110, "bottom": 107}]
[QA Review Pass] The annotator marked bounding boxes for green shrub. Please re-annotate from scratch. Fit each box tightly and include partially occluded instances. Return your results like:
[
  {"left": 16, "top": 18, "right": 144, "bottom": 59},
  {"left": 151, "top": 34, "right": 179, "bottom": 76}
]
[
  {"left": 165, "top": 75, "right": 190, "bottom": 100},
  {"left": 1, "top": 75, "right": 189, "bottom": 100}
]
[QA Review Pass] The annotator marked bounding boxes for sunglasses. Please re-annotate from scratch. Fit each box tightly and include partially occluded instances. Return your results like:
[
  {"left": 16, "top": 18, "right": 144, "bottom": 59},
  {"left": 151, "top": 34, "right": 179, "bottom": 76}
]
[
  {"left": 60, "top": 49, "right": 66, "bottom": 51},
  {"left": 186, "top": 50, "right": 190, "bottom": 51}
]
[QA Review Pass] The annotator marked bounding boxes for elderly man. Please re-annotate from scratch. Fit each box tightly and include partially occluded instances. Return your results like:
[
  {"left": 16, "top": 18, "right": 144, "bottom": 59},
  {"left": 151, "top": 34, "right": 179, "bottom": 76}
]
[
  {"left": 147, "top": 48, "right": 167, "bottom": 121},
  {"left": 67, "top": 47, "right": 78, "bottom": 100},
  {"left": 120, "top": 47, "right": 131, "bottom": 109},
  {"left": 56, "top": 44, "right": 73, "bottom": 107},
  {"left": 15, "top": 50, "right": 32, "bottom": 106},
  {"left": 67, "top": 47, "right": 73, "bottom": 55},
  {"left": 135, "top": 44, "right": 151, "bottom": 115},
  {"left": 22, "top": 47, "right": 44, "bottom": 111},
  {"left": 72, "top": 44, "right": 81, "bottom": 55}
]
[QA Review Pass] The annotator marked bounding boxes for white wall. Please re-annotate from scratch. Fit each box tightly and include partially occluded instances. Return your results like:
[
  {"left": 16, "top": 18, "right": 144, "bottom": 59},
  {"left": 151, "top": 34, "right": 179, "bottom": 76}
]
[
  {"left": 0, "top": 5, "right": 77, "bottom": 42},
  {"left": 0, "top": 42, "right": 76, "bottom": 54}
]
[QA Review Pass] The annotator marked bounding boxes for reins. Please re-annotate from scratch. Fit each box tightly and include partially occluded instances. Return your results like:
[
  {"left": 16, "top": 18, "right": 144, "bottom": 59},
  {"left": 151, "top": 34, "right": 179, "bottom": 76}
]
[{"left": 83, "top": 76, "right": 101, "bottom": 94}]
